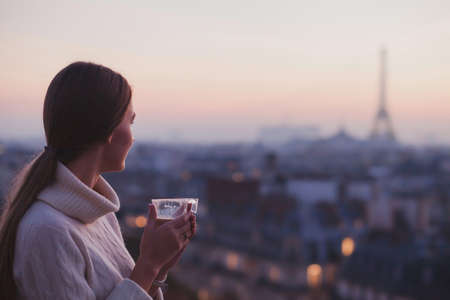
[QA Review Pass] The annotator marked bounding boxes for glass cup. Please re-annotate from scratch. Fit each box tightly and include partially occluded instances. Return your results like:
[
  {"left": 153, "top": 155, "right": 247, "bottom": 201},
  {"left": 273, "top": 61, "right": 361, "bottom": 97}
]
[{"left": 151, "top": 198, "right": 198, "bottom": 224}]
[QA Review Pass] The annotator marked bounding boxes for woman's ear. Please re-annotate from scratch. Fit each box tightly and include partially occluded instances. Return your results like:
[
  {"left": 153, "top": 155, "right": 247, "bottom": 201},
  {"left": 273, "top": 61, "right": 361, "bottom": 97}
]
[{"left": 107, "top": 134, "right": 113, "bottom": 144}]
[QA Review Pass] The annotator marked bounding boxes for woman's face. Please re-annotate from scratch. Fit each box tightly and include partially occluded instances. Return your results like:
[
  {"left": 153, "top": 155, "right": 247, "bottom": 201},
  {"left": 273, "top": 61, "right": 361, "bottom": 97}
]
[{"left": 101, "top": 100, "right": 135, "bottom": 172}]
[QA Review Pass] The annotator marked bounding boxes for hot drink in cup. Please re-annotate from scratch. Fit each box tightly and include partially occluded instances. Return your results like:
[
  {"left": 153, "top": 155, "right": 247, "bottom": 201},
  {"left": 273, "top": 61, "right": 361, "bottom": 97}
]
[{"left": 151, "top": 198, "right": 198, "bottom": 225}]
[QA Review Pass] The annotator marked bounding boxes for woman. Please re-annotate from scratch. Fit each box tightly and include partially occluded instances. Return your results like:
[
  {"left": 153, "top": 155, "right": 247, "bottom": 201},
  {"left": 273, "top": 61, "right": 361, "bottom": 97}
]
[{"left": 0, "top": 62, "right": 196, "bottom": 299}]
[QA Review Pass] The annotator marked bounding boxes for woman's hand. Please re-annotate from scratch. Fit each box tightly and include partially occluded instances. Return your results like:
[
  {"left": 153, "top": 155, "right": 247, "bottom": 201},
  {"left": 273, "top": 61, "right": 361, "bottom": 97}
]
[
  {"left": 130, "top": 203, "right": 193, "bottom": 292},
  {"left": 158, "top": 212, "right": 197, "bottom": 277},
  {"left": 148, "top": 210, "right": 197, "bottom": 298}
]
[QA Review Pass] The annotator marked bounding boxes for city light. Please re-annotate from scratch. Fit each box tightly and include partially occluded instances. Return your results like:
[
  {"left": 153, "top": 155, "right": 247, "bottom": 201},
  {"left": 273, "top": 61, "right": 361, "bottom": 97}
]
[
  {"left": 135, "top": 216, "right": 147, "bottom": 228},
  {"left": 307, "top": 264, "right": 322, "bottom": 288},
  {"left": 341, "top": 237, "right": 355, "bottom": 257},
  {"left": 226, "top": 252, "right": 239, "bottom": 270},
  {"left": 232, "top": 172, "right": 245, "bottom": 182},
  {"left": 180, "top": 170, "right": 192, "bottom": 182},
  {"left": 197, "top": 288, "right": 209, "bottom": 300},
  {"left": 269, "top": 266, "right": 281, "bottom": 282}
]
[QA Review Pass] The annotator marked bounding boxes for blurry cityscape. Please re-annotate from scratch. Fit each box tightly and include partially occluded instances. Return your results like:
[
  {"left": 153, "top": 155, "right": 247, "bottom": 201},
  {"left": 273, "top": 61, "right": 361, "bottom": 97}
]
[
  {"left": 1, "top": 50, "right": 450, "bottom": 300},
  {"left": 2, "top": 123, "right": 450, "bottom": 300}
]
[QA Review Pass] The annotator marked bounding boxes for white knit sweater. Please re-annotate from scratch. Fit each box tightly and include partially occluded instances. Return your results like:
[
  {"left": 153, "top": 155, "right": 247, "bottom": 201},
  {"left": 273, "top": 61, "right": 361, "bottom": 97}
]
[{"left": 13, "top": 161, "right": 163, "bottom": 300}]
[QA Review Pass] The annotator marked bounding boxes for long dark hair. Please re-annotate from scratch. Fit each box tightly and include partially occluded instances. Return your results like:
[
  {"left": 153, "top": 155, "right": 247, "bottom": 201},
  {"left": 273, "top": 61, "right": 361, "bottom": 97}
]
[{"left": 0, "top": 62, "right": 132, "bottom": 299}]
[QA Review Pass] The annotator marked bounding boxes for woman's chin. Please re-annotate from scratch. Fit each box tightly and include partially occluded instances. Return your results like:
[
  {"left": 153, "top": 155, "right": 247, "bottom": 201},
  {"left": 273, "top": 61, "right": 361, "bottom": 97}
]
[
  {"left": 103, "top": 161, "right": 126, "bottom": 173},
  {"left": 115, "top": 161, "right": 126, "bottom": 172}
]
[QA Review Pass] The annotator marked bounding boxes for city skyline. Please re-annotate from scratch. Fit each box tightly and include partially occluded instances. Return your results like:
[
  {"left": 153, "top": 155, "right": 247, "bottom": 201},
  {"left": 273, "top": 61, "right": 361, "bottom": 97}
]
[{"left": 1, "top": 0, "right": 450, "bottom": 145}]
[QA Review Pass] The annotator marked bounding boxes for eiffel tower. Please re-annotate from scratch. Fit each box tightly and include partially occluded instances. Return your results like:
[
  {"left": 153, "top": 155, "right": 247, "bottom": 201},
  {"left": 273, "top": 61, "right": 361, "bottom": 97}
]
[{"left": 370, "top": 47, "right": 396, "bottom": 142}]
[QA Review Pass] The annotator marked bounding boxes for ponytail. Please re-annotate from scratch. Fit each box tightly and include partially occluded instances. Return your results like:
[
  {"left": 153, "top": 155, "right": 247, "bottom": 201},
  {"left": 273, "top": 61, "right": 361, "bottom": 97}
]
[{"left": 0, "top": 149, "right": 58, "bottom": 299}]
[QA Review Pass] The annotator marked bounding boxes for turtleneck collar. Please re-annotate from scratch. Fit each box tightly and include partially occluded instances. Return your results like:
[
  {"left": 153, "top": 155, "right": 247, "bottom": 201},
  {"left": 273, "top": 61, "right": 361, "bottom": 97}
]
[{"left": 37, "top": 161, "right": 120, "bottom": 224}]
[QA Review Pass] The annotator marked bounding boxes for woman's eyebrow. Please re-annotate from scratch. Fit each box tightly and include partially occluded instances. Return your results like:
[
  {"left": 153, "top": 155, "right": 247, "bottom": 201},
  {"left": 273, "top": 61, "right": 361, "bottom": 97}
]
[{"left": 131, "top": 112, "right": 136, "bottom": 120}]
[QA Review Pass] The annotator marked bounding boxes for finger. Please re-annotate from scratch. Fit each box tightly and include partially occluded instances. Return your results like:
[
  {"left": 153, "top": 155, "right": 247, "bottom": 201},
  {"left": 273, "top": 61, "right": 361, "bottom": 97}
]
[
  {"left": 174, "top": 204, "right": 185, "bottom": 217},
  {"left": 171, "top": 211, "right": 192, "bottom": 229},
  {"left": 187, "top": 226, "right": 196, "bottom": 239},
  {"left": 174, "top": 202, "right": 192, "bottom": 217},
  {"left": 177, "top": 230, "right": 189, "bottom": 245},
  {"left": 146, "top": 204, "right": 157, "bottom": 228},
  {"left": 186, "top": 228, "right": 194, "bottom": 239},
  {"left": 190, "top": 215, "right": 197, "bottom": 237},
  {"left": 182, "top": 234, "right": 191, "bottom": 247},
  {"left": 175, "top": 222, "right": 192, "bottom": 235},
  {"left": 177, "top": 245, "right": 188, "bottom": 256},
  {"left": 189, "top": 215, "right": 196, "bottom": 231},
  {"left": 172, "top": 248, "right": 183, "bottom": 262}
]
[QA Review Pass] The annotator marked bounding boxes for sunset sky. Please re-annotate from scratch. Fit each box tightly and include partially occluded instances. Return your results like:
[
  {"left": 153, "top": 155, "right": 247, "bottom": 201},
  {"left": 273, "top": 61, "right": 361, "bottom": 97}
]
[{"left": 1, "top": 0, "right": 449, "bottom": 145}]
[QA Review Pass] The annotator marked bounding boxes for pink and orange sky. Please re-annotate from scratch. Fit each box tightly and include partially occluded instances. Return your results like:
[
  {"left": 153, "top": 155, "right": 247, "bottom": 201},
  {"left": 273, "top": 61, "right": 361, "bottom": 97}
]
[{"left": 1, "top": 0, "right": 449, "bottom": 145}]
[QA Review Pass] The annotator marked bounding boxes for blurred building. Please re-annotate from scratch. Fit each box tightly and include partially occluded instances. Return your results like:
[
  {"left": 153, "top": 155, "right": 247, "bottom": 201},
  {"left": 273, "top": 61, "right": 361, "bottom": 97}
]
[{"left": 1, "top": 138, "right": 450, "bottom": 300}]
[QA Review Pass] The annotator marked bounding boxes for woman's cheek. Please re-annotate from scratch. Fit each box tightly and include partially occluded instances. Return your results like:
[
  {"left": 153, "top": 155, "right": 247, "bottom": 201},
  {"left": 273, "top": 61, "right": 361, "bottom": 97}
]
[{"left": 113, "top": 125, "right": 133, "bottom": 148}]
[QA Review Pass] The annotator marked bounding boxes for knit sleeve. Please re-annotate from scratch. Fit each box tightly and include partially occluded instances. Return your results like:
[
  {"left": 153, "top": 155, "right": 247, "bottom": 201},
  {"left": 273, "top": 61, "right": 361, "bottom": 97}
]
[
  {"left": 102, "top": 214, "right": 165, "bottom": 300},
  {"left": 14, "top": 224, "right": 153, "bottom": 300}
]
